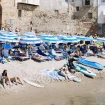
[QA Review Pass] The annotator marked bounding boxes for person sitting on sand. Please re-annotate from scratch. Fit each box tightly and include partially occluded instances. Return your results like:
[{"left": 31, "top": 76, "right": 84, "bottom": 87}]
[
  {"left": 0, "top": 70, "right": 11, "bottom": 88},
  {"left": 0, "top": 70, "right": 23, "bottom": 88},
  {"left": 72, "top": 50, "right": 79, "bottom": 58},
  {"left": 86, "top": 46, "right": 94, "bottom": 56}
]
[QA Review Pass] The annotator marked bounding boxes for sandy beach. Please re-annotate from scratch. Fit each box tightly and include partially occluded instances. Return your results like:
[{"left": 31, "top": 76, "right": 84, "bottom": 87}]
[{"left": 0, "top": 56, "right": 105, "bottom": 105}]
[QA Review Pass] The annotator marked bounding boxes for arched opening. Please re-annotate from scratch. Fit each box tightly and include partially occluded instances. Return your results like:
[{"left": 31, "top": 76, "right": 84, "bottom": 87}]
[{"left": 0, "top": 4, "right": 2, "bottom": 30}]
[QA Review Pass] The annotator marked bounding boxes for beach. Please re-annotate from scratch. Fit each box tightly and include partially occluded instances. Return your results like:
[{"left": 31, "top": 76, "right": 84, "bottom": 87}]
[
  {"left": 0, "top": 76, "right": 105, "bottom": 105},
  {"left": 0, "top": 56, "right": 105, "bottom": 105}
]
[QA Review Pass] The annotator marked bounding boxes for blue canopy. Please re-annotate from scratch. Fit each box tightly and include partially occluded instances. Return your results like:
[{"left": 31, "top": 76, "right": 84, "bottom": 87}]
[
  {"left": 20, "top": 33, "right": 42, "bottom": 44},
  {"left": 74, "top": 36, "right": 96, "bottom": 41},
  {"left": 96, "top": 38, "right": 105, "bottom": 42},
  {"left": 41, "top": 37, "right": 63, "bottom": 43},
  {"left": 38, "top": 34, "right": 55, "bottom": 38},
  {"left": 21, "top": 32, "right": 36, "bottom": 38},
  {"left": 60, "top": 36, "right": 80, "bottom": 43},
  {"left": 0, "top": 31, "right": 19, "bottom": 42}
]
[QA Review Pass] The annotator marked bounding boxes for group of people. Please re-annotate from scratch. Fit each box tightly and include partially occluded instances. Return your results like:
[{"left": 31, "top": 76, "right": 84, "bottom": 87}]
[
  {"left": 1, "top": 25, "right": 18, "bottom": 33},
  {"left": 0, "top": 70, "right": 23, "bottom": 89}
]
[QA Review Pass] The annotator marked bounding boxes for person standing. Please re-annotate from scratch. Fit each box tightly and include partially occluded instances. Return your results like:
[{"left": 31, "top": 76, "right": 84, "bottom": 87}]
[
  {"left": 15, "top": 27, "right": 18, "bottom": 34},
  {"left": 1, "top": 25, "right": 5, "bottom": 30},
  {"left": 9, "top": 25, "right": 13, "bottom": 32},
  {"left": 67, "top": 56, "right": 77, "bottom": 73}
]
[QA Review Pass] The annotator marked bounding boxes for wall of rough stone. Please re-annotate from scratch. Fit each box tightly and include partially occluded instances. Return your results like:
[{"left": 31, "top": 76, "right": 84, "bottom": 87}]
[
  {"left": 31, "top": 8, "right": 77, "bottom": 34},
  {"left": 31, "top": 5, "right": 97, "bottom": 35},
  {"left": 1, "top": 0, "right": 37, "bottom": 32},
  {"left": 0, "top": 0, "right": 97, "bottom": 35}
]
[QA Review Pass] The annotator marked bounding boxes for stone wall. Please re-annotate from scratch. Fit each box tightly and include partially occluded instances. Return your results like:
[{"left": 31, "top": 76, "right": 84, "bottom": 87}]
[
  {"left": 1, "top": 0, "right": 38, "bottom": 32},
  {"left": 0, "top": 0, "right": 97, "bottom": 35},
  {"left": 31, "top": 5, "right": 97, "bottom": 35}
]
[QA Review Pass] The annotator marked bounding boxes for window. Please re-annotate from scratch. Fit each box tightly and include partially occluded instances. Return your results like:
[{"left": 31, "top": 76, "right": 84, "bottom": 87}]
[
  {"left": 85, "top": 0, "right": 90, "bottom": 5},
  {"left": 55, "top": 10, "right": 59, "bottom": 16},
  {"left": 76, "top": 7, "right": 79, "bottom": 11},
  {"left": 88, "top": 12, "right": 92, "bottom": 19},
  {"left": 18, "top": 10, "right": 22, "bottom": 17}
]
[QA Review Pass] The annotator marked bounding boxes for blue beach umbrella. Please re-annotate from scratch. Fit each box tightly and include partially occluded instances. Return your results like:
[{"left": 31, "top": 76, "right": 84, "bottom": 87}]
[
  {"left": 21, "top": 32, "right": 36, "bottom": 38},
  {"left": 20, "top": 37, "right": 42, "bottom": 44},
  {"left": 0, "top": 32, "right": 19, "bottom": 42},
  {"left": 75, "top": 36, "right": 96, "bottom": 41},
  {"left": 96, "top": 38, "right": 105, "bottom": 42},
  {"left": 0, "top": 30, "right": 8, "bottom": 33},
  {"left": 1, "top": 32, "right": 18, "bottom": 38},
  {"left": 61, "top": 36, "right": 80, "bottom": 43},
  {"left": 41, "top": 37, "right": 63, "bottom": 43},
  {"left": 38, "top": 34, "right": 55, "bottom": 38},
  {"left": 20, "top": 33, "right": 42, "bottom": 44},
  {"left": 20, "top": 40, "right": 42, "bottom": 44}
]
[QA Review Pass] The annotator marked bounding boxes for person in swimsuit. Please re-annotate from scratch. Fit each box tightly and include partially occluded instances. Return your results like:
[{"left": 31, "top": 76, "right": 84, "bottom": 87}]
[
  {"left": 0, "top": 70, "right": 11, "bottom": 88},
  {"left": 60, "top": 65, "right": 75, "bottom": 81},
  {"left": 0, "top": 70, "right": 23, "bottom": 89}
]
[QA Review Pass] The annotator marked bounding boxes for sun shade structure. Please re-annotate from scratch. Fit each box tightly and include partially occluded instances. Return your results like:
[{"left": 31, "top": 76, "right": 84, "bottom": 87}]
[
  {"left": 96, "top": 38, "right": 105, "bottom": 42},
  {"left": 21, "top": 32, "right": 36, "bottom": 38},
  {"left": 38, "top": 33, "right": 55, "bottom": 38},
  {"left": 41, "top": 37, "right": 63, "bottom": 43},
  {"left": 0, "top": 31, "right": 19, "bottom": 42},
  {"left": 59, "top": 36, "right": 80, "bottom": 43},
  {"left": 20, "top": 32, "right": 42, "bottom": 44},
  {"left": 74, "top": 36, "right": 97, "bottom": 41}
]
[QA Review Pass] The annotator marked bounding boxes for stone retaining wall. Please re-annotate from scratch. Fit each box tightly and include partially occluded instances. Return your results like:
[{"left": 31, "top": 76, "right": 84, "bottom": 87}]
[{"left": 1, "top": 0, "right": 97, "bottom": 35}]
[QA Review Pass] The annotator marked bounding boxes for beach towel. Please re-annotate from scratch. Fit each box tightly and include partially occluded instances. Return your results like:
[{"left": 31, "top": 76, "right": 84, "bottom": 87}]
[
  {"left": 42, "top": 69, "right": 81, "bottom": 82},
  {"left": 42, "top": 69, "right": 65, "bottom": 80}
]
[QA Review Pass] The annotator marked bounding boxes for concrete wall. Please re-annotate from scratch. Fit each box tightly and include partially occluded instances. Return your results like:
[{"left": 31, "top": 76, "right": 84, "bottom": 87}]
[{"left": 98, "top": 0, "right": 105, "bottom": 23}]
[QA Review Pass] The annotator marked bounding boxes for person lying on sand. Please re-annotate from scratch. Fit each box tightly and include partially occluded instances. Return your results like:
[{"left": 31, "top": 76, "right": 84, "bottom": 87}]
[
  {"left": 60, "top": 65, "right": 75, "bottom": 81},
  {"left": 32, "top": 53, "right": 41, "bottom": 59},
  {"left": 32, "top": 53, "right": 48, "bottom": 60},
  {"left": 0, "top": 70, "right": 23, "bottom": 89}
]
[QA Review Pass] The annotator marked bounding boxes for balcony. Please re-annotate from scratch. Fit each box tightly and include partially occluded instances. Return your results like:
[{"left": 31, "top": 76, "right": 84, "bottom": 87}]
[{"left": 17, "top": 0, "right": 40, "bottom": 6}]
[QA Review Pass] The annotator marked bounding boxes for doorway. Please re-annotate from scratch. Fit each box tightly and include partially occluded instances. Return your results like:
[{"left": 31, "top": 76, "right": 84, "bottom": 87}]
[
  {"left": 85, "top": 0, "right": 90, "bottom": 5},
  {"left": 0, "top": 5, "right": 2, "bottom": 30}
]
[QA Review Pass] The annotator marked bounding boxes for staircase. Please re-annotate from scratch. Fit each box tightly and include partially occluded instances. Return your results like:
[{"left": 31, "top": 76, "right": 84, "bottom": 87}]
[
  {"left": 72, "top": 6, "right": 97, "bottom": 22},
  {"left": 73, "top": 6, "right": 91, "bottom": 19}
]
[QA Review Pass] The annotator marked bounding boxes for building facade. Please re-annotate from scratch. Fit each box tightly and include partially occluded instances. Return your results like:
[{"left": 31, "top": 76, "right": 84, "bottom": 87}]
[
  {"left": 94, "top": 0, "right": 105, "bottom": 35},
  {"left": 0, "top": 0, "right": 40, "bottom": 32},
  {"left": 0, "top": 0, "right": 98, "bottom": 35}
]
